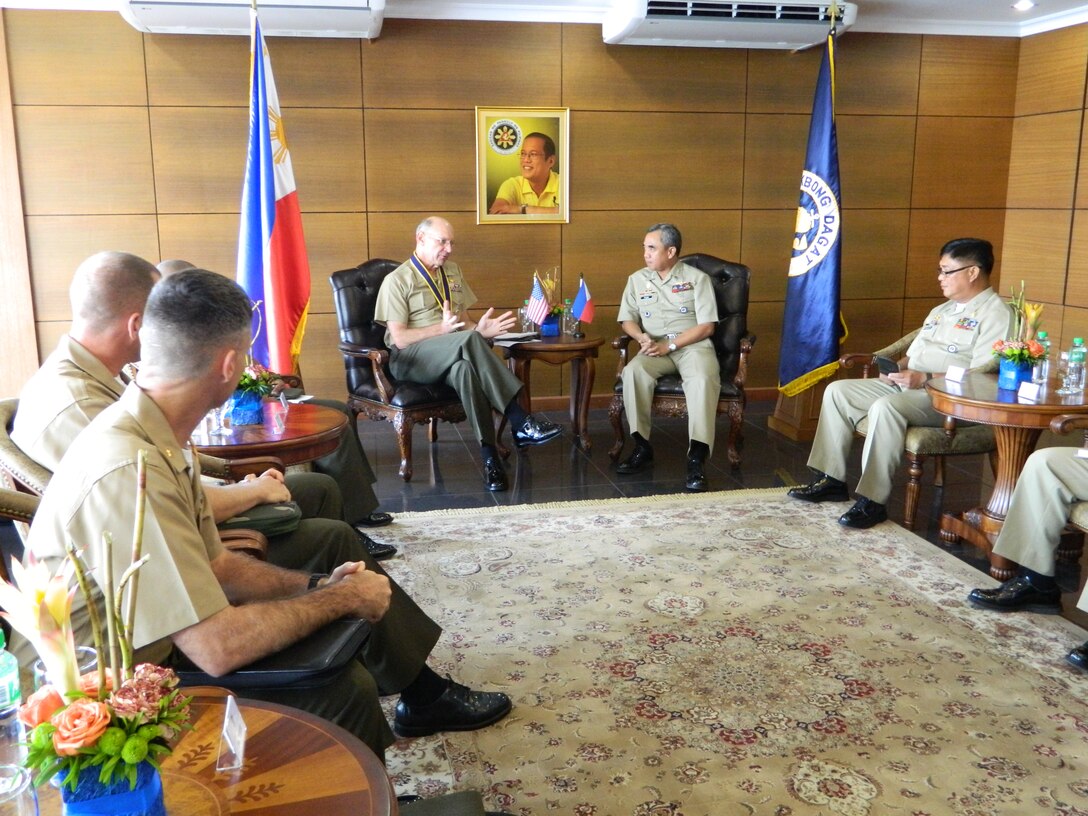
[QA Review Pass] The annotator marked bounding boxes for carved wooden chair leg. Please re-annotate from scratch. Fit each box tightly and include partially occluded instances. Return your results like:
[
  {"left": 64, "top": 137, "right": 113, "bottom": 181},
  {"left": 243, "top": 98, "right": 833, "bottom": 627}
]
[
  {"left": 933, "top": 454, "right": 946, "bottom": 488},
  {"left": 393, "top": 413, "right": 416, "bottom": 481},
  {"left": 607, "top": 395, "right": 626, "bottom": 461},
  {"left": 427, "top": 417, "right": 438, "bottom": 443},
  {"left": 726, "top": 400, "right": 743, "bottom": 468},
  {"left": 904, "top": 452, "right": 925, "bottom": 529}
]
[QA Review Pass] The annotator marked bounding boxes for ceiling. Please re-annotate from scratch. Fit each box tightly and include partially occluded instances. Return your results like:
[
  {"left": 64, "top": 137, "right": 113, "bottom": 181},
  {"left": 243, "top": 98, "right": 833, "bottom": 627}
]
[{"left": 4, "top": 0, "right": 1088, "bottom": 40}]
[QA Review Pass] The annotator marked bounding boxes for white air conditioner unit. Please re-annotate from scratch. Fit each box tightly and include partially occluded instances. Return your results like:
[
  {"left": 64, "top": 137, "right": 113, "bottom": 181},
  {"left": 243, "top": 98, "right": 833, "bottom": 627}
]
[
  {"left": 602, "top": 1, "right": 856, "bottom": 50},
  {"left": 119, "top": 0, "right": 385, "bottom": 38}
]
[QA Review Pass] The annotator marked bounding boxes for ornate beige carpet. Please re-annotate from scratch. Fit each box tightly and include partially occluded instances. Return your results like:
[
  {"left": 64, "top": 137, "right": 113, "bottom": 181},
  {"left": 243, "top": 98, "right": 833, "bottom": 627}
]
[{"left": 381, "top": 490, "right": 1088, "bottom": 815}]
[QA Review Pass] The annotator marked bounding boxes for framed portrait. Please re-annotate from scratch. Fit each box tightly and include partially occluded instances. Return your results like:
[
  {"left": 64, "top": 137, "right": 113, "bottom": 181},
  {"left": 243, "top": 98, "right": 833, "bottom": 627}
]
[{"left": 476, "top": 107, "right": 569, "bottom": 224}]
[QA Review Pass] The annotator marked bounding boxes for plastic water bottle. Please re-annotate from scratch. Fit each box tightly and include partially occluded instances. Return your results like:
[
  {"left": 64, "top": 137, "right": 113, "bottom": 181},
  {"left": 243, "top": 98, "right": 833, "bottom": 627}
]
[
  {"left": 0, "top": 630, "right": 24, "bottom": 764},
  {"left": 519, "top": 299, "right": 530, "bottom": 333},
  {"left": 1032, "top": 330, "right": 1051, "bottom": 384},
  {"left": 1070, "top": 337, "right": 1086, "bottom": 390},
  {"left": 562, "top": 298, "right": 574, "bottom": 335}
]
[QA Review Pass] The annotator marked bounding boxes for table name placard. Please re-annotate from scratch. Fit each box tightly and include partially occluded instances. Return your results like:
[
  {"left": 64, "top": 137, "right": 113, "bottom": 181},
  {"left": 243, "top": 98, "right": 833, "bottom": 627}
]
[{"left": 945, "top": 365, "right": 967, "bottom": 383}]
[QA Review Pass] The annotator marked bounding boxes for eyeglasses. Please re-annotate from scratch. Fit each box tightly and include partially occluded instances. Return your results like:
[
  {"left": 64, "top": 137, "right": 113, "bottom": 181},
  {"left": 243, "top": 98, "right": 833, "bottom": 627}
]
[
  {"left": 937, "top": 264, "right": 975, "bottom": 278},
  {"left": 424, "top": 233, "right": 454, "bottom": 248},
  {"left": 519, "top": 151, "right": 545, "bottom": 160}
]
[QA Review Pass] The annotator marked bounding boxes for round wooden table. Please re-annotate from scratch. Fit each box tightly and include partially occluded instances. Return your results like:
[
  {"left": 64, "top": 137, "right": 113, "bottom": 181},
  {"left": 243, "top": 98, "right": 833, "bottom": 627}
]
[
  {"left": 926, "top": 372, "right": 1088, "bottom": 579},
  {"left": 192, "top": 401, "right": 347, "bottom": 466},
  {"left": 37, "top": 688, "right": 396, "bottom": 816},
  {"left": 499, "top": 336, "right": 605, "bottom": 451}
]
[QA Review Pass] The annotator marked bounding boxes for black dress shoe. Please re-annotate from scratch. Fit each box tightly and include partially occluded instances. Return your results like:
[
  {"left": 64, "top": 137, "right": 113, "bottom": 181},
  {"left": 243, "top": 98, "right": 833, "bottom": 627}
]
[
  {"left": 787, "top": 474, "right": 849, "bottom": 503},
  {"left": 354, "top": 529, "right": 397, "bottom": 560},
  {"left": 616, "top": 445, "right": 654, "bottom": 475},
  {"left": 967, "top": 574, "right": 1061, "bottom": 614},
  {"left": 393, "top": 678, "right": 512, "bottom": 738},
  {"left": 838, "top": 497, "right": 887, "bottom": 529},
  {"left": 355, "top": 511, "right": 394, "bottom": 528},
  {"left": 483, "top": 456, "right": 508, "bottom": 492},
  {"left": 685, "top": 457, "right": 708, "bottom": 492},
  {"left": 1066, "top": 642, "right": 1088, "bottom": 670},
  {"left": 512, "top": 414, "right": 563, "bottom": 447}
]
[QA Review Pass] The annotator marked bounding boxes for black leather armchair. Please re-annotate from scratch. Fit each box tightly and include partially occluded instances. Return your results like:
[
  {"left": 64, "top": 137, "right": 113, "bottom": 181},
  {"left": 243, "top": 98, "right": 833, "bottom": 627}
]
[
  {"left": 608, "top": 253, "right": 755, "bottom": 468},
  {"left": 330, "top": 259, "right": 468, "bottom": 481}
]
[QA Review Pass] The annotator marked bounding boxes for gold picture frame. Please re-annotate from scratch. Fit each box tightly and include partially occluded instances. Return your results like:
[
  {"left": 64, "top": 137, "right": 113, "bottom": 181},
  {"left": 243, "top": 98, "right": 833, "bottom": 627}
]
[{"left": 476, "top": 107, "right": 569, "bottom": 224}]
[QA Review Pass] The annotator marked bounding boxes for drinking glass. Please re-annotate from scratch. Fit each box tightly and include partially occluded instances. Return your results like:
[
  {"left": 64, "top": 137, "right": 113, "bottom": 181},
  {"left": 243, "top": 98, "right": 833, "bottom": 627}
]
[
  {"left": 31, "top": 646, "right": 97, "bottom": 691},
  {"left": 0, "top": 765, "right": 37, "bottom": 816},
  {"left": 206, "top": 403, "right": 232, "bottom": 436}
]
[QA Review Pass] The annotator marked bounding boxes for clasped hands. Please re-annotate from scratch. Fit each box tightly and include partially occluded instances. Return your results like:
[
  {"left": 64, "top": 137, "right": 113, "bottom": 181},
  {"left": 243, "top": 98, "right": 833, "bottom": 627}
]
[
  {"left": 637, "top": 335, "right": 670, "bottom": 357},
  {"left": 318, "top": 561, "right": 392, "bottom": 622},
  {"left": 882, "top": 370, "right": 927, "bottom": 390}
]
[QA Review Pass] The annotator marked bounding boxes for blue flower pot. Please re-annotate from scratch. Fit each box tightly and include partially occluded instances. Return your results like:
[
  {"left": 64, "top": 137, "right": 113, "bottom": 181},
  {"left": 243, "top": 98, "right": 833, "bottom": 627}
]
[
  {"left": 539, "top": 314, "right": 561, "bottom": 337},
  {"left": 997, "top": 357, "right": 1033, "bottom": 391},
  {"left": 60, "top": 761, "right": 165, "bottom": 816},
  {"left": 226, "top": 389, "right": 264, "bottom": 425}
]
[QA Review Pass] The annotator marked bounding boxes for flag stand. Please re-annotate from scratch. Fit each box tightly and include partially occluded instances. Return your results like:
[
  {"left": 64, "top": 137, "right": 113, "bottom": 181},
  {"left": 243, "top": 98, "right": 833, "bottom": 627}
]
[
  {"left": 571, "top": 320, "right": 584, "bottom": 339},
  {"left": 766, "top": 378, "right": 830, "bottom": 442}
]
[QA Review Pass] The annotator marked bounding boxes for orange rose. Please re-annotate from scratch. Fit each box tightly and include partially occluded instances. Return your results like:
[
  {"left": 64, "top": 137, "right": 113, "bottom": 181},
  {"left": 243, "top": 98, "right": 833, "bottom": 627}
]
[
  {"left": 78, "top": 671, "right": 114, "bottom": 699},
  {"left": 51, "top": 698, "right": 111, "bottom": 756},
  {"left": 18, "top": 685, "right": 64, "bottom": 729}
]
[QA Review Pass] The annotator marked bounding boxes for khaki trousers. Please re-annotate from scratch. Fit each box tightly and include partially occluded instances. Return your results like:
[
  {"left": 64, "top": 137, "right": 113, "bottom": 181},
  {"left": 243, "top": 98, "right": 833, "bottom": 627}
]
[
  {"left": 621, "top": 344, "right": 720, "bottom": 452},
  {"left": 992, "top": 447, "right": 1088, "bottom": 587},
  {"left": 807, "top": 378, "right": 945, "bottom": 504}
]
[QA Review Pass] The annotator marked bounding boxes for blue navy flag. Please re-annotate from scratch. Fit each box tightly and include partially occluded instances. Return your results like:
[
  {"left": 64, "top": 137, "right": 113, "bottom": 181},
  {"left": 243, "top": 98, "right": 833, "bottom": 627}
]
[{"left": 778, "top": 31, "right": 848, "bottom": 397}]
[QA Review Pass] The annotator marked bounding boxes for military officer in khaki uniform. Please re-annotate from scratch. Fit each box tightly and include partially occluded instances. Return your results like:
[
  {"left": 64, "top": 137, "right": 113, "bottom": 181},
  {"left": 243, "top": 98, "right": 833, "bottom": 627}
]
[
  {"left": 790, "top": 237, "right": 1013, "bottom": 528},
  {"left": 375, "top": 216, "right": 563, "bottom": 492},
  {"left": 616, "top": 223, "right": 721, "bottom": 491}
]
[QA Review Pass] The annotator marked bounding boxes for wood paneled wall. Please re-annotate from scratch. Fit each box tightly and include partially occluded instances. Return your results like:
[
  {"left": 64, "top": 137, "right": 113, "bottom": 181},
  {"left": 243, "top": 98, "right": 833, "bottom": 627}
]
[
  {"left": 1003, "top": 25, "right": 1088, "bottom": 352},
  {"left": 2, "top": 10, "right": 1025, "bottom": 402}
]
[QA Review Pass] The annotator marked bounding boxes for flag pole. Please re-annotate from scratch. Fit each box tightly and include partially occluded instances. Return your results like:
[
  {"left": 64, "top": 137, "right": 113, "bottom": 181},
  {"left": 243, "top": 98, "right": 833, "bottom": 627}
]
[{"left": 571, "top": 273, "right": 585, "bottom": 339}]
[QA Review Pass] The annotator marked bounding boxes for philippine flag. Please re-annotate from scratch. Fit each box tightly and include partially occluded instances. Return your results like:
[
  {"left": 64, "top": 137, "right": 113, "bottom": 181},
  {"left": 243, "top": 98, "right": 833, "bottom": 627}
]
[
  {"left": 237, "top": 9, "right": 311, "bottom": 375},
  {"left": 571, "top": 275, "right": 594, "bottom": 323}
]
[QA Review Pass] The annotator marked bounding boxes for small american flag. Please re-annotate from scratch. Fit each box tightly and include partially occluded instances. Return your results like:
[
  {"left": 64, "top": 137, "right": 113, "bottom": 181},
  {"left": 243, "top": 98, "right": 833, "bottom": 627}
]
[{"left": 525, "top": 275, "right": 551, "bottom": 325}]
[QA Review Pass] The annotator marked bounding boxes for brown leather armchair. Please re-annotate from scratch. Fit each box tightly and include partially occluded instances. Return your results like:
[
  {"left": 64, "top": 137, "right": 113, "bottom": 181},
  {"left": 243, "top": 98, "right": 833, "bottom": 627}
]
[
  {"left": 330, "top": 258, "right": 469, "bottom": 482},
  {"left": 608, "top": 253, "right": 755, "bottom": 468},
  {"left": 839, "top": 330, "right": 997, "bottom": 529}
]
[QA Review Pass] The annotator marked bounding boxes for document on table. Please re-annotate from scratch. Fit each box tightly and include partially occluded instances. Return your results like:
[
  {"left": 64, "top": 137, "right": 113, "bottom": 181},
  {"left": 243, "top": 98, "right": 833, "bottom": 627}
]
[{"left": 493, "top": 332, "right": 541, "bottom": 347}]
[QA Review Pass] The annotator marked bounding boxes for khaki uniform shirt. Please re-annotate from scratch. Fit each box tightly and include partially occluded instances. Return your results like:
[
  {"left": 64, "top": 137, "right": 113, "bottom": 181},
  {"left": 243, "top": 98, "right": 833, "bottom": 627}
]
[
  {"left": 617, "top": 261, "right": 718, "bottom": 346},
  {"left": 12, "top": 335, "right": 123, "bottom": 472},
  {"left": 18, "top": 385, "right": 228, "bottom": 668},
  {"left": 374, "top": 258, "right": 478, "bottom": 349},
  {"left": 905, "top": 287, "right": 1013, "bottom": 373}
]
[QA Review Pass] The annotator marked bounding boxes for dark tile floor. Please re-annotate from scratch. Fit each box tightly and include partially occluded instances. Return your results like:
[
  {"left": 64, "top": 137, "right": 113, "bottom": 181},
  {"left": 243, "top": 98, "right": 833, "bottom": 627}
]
[{"left": 357, "top": 398, "right": 1088, "bottom": 631}]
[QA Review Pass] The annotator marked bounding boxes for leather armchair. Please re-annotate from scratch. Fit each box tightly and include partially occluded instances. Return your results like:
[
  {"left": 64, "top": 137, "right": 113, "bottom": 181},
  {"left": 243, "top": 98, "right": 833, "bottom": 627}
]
[
  {"left": 608, "top": 253, "right": 756, "bottom": 468},
  {"left": 330, "top": 258, "right": 468, "bottom": 481}
]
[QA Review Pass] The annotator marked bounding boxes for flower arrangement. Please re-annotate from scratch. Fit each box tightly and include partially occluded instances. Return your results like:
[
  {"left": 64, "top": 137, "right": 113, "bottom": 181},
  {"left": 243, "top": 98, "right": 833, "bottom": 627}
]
[
  {"left": 0, "top": 451, "right": 190, "bottom": 796},
  {"left": 536, "top": 267, "right": 562, "bottom": 316},
  {"left": 992, "top": 281, "right": 1046, "bottom": 364},
  {"left": 236, "top": 359, "right": 275, "bottom": 396}
]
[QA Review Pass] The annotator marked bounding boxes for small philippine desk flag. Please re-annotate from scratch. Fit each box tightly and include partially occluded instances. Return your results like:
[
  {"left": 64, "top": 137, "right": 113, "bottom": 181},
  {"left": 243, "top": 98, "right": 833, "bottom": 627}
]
[{"left": 571, "top": 275, "right": 594, "bottom": 324}]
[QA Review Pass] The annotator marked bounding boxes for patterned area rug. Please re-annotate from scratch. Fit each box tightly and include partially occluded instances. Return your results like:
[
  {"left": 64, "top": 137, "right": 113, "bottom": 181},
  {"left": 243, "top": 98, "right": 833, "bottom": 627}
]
[{"left": 381, "top": 490, "right": 1088, "bottom": 815}]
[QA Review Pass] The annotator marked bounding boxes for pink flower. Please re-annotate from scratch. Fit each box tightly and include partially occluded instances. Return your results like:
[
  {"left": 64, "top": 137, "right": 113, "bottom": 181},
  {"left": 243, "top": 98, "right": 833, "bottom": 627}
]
[
  {"left": 51, "top": 698, "right": 110, "bottom": 756},
  {"left": 18, "top": 685, "right": 65, "bottom": 729}
]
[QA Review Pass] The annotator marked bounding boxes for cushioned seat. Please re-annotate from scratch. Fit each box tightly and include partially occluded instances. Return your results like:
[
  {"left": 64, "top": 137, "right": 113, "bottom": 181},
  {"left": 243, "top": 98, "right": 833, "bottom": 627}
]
[
  {"left": 840, "top": 330, "right": 997, "bottom": 529},
  {"left": 607, "top": 253, "right": 755, "bottom": 468},
  {"left": 330, "top": 258, "right": 469, "bottom": 482}
]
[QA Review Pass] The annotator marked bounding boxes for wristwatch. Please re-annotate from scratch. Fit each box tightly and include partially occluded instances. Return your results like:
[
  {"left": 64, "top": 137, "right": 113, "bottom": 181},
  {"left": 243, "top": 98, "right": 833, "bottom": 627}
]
[{"left": 667, "top": 341, "right": 678, "bottom": 352}]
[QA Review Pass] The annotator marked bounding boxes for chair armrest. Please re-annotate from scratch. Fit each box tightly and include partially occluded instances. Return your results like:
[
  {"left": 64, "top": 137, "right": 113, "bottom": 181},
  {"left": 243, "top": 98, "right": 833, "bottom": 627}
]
[
  {"left": 731, "top": 332, "right": 756, "bottom": 388},
  {"left": 339, "top": 342, "right": 397, "bottom": 404},
  {"left": 611, "top": 335, "right": 634, "bottom": 382},
  {"left": 1051, "top": 414, "right": 1088, "bottom": 445},
  {"left": 0, "top": 487, "right": 38, "bottom": 525},
  {"left": 838, "top": 352, "right": 881, "bottom": 378},
  {"left": 198, "top": 454, "right": 285, "bottom": 480},
  {"left": 220, "top": 528, "right": 269, "bottom": 560}
]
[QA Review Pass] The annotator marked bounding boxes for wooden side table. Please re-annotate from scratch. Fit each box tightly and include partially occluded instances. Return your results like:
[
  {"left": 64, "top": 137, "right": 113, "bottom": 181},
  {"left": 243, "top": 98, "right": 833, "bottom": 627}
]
[
  {"left": 926, "top": 373, "right": 1088, "bottom": 579},
  {"left": 37, "top": 688, "right": 396, "bottom": 816},
  {"left": 499, "top": 336, "right": 605, "bottom": 451},
  {"left": 192, "top": 402, "right": 347, "bottom": 466}
]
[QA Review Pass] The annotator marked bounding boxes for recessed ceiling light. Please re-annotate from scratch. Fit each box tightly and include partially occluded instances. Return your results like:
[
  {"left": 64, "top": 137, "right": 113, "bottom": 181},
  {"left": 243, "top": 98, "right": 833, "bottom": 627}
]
[{"left": 1012, "top": 0, "right": 1036, "bottom": 10}]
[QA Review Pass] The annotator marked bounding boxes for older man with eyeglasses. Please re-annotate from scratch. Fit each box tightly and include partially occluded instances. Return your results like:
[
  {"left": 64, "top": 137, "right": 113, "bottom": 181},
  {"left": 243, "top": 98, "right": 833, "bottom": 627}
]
[
  {"left": 788, "top": 237, "right": 1013, "bottom": 528},
  {"left": 374, "top": 216, "right": 563, "bottom": 492}
]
